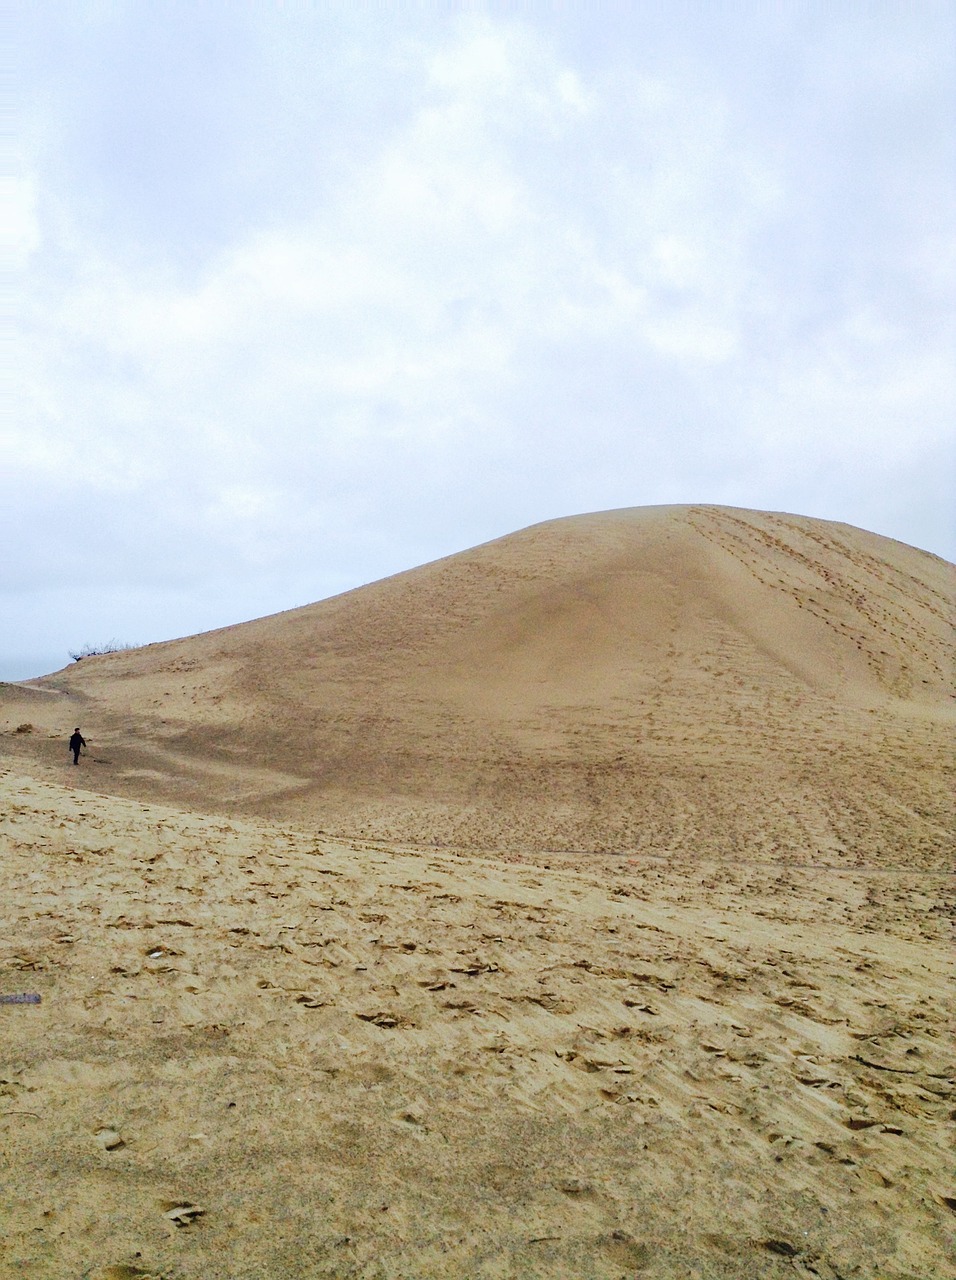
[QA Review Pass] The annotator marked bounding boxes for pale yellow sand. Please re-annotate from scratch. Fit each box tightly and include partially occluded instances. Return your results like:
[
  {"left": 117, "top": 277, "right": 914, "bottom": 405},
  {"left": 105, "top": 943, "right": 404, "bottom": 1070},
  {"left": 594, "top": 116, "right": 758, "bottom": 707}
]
[
  {"left": 0, "top": 769, "right": 952, "bottom": 1279},
  {"left": 1, "top": 505, "right": 954, "bottom": 1278},
  {"left": 2, "top": 506, "right": 952, "bottom": 864}
]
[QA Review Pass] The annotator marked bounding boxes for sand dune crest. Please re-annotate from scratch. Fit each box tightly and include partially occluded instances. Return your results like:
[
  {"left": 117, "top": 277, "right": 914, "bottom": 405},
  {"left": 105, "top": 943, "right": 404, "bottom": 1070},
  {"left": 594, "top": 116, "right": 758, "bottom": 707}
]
[{"left": 3, "top": 504, "right": 953, "bottom": 863}]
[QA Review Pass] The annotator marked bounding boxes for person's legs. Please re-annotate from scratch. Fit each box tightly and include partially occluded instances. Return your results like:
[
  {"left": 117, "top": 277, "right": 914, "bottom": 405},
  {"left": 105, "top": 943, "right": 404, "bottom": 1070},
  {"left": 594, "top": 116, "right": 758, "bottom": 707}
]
[{"left": 72, "top": 748, "right": 80, "bottom": 765}]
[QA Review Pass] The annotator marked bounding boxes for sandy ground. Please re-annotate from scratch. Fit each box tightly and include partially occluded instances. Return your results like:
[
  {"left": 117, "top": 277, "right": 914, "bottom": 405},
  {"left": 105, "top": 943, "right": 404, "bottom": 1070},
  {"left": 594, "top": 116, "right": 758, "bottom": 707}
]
[
  {"left": 1, "top": 765, "right": 952, "bottom": 1280},
  {"left": 2, "top": 507, "right": 953, "bottom": 1277}
]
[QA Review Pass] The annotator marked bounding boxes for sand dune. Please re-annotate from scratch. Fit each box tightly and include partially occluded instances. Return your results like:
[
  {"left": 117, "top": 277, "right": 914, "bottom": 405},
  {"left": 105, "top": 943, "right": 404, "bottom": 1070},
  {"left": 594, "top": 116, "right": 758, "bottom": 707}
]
[
  {"left": 3, "top": 504, "right": 953, "bottom": 862},
  {"left": 1, "top": 504, "right": 954, "bottom": 1277}
]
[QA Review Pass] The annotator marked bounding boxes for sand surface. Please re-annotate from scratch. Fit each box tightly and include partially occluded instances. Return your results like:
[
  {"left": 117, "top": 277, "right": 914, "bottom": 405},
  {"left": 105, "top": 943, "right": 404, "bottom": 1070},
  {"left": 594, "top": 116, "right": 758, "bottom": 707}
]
[
  {"left": 2, "top": 506, "right": 953, "bottom": 864},
  {"left": 1, "top": 505, "right": 953, "bottom": 1278},
  {"left": 1, "top": 769, "right": 953, "bottom": 1279}
]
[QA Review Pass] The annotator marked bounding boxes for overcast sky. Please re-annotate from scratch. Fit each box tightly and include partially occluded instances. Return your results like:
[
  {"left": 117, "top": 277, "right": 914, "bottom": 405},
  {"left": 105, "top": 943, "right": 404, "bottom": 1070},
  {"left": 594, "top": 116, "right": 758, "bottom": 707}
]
[{"left": 6, "top": 2, "right": 954, "bottom": 680}]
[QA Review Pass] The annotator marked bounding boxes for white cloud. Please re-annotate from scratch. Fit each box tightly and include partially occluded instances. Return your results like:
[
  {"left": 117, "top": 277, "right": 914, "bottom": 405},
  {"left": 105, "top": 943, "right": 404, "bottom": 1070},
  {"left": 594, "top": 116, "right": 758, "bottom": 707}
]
[
  {"left": 2, "top": 175, "right": 41, "bottom": 268},
  {"left": 4, "top": 4, "right": 953, "bottom": 675}
]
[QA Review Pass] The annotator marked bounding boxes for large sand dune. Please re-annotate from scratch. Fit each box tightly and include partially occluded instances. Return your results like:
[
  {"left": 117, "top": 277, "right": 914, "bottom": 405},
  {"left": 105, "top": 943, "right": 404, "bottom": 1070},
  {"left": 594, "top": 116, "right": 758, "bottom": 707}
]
[
  {"left": 1, "top": 504, "right": 954, "bottom": 1278},
  {"left": 3, "top": 504, "right": 954, "bottom": 863}
]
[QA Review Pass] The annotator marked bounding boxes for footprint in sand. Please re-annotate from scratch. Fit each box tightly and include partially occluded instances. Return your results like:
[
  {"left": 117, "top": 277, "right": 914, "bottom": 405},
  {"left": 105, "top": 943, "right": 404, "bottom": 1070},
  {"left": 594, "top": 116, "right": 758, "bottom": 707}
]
[
  {"left": 88, "top": 1267, "right": 165, "bottom": 1280},
  {"left": 356, "top": 1010, "right": 413, "bottom": 1028},
  {"left": 599, "top": 1231, "right": 652, "bottom": 1269},
  {"left": 161, "top": 1199, "right": 205, "bottom": 1227},
  {"left": 94, "top": 1126, "right": 125, "bottom": 1151},
  {"left": 556, "top": 1178, "right": 598, "bottom": 1199}
]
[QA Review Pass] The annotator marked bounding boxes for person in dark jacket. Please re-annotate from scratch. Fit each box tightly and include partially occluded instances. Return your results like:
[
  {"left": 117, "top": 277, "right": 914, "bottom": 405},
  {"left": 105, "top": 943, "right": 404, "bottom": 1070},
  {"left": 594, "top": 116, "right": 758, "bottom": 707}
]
[{"left": 69, "top": 728, "right": 86, "bottom": 765}]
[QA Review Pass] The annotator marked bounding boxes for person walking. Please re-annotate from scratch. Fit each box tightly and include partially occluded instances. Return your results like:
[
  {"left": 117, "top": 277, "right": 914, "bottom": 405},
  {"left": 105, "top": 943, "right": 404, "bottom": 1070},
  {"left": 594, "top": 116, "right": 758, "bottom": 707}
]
[{"left": 69, "top": 728, "right": 86, "bottom": 765}]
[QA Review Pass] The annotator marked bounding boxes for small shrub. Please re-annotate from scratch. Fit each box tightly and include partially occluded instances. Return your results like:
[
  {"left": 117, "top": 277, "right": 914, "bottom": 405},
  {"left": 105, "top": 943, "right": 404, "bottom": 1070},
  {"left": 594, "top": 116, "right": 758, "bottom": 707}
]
[
  {"left": 15, "top": 723, "right": 33, "bottom": 734},
  {"left": 69, "top": 640, "right": 138, "bottom": 662}
]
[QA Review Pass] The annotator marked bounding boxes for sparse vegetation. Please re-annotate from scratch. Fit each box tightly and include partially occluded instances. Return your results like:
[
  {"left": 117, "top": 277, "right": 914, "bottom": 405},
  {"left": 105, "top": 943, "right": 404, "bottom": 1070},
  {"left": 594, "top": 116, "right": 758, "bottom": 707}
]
[{"left": 68, "top": 640, "right": 138, "bottom": 662}]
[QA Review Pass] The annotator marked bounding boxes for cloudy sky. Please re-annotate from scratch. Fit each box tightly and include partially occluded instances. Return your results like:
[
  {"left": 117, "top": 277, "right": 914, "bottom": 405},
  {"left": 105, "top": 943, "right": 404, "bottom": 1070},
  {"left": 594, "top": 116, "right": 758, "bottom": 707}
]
[{"left": 7, "top": 2, "right": 954, "bottom": 679}]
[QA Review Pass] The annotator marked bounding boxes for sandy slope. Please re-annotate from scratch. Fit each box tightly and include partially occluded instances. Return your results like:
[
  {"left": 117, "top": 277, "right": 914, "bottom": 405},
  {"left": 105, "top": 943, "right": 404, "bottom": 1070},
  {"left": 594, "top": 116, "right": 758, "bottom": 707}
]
[
  {"left": 1, "top": 505, "right": 954, "bottom": 1278},
  {"left": 1, "top": 768, "right": 953, "bottom": 1280},
  {"left": 2, "top": 505, "right": 954, "bottom": 862}
]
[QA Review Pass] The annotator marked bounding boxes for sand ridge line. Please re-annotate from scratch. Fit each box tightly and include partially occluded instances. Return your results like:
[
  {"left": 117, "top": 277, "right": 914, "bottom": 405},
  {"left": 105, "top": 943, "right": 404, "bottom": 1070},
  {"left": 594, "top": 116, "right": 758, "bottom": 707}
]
[{"left": 4, "top": 506, "right": 952, "bottom": 865}]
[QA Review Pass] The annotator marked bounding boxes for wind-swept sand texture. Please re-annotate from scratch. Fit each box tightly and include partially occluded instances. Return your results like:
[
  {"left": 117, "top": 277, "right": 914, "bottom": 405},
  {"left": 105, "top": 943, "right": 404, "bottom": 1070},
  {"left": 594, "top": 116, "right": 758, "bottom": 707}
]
[
  {"left": 3, "top": 505, "right": 954, "bottom": 863},
  {"left": 0, "top": 771, "right": 953, "bottom": 1279},
  {"left": 1, "top": 505, "right": 954, "bottom": 1278}
]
